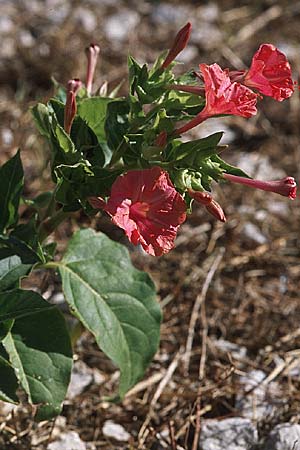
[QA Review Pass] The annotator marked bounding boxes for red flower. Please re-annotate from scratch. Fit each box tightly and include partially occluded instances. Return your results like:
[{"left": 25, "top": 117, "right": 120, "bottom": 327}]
[
  {"left": 244, "top": 44, "right": 294, "bottom": 101},
  {"left": 162, "top": 22, "right": 192, "bottom": 70},
  {"left": 175, "top": 63, "right": 257, "bottom": 135},
  {"left": 223, "top": 173, "right": 297, "bottom": 199},
  {"left": 104, "top": 167, "right": 187, "bottom": 256}
]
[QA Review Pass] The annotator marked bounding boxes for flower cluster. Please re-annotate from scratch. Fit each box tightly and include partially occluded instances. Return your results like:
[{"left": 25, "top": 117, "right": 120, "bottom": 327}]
[{"left": 64, "top": 23, "right": 297, "bottom": 256}]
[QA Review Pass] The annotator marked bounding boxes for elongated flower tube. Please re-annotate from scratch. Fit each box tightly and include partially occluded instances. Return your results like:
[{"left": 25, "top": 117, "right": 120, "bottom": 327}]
[
  {"left": 223, "top": 173, "right": 297, "bottom": 199},
  {"left": 174, "top": 63, "right": 257, "bottom": 135},
  {"left": 85, "top": 43, "right": 100, "bottom": 95},
  {"left": 161, "top": 22, "right": 192, "bottom": 69},
  {"left": 104, "top": 167, "right": 187, "bottom": 256},
  {"left": 188, "top": 190, "right": 226, "bottom": 222},
  {"left": 167, "top": 84, "right": 205, "bottom": 96},
  {"left": 64, "top": 78, "right": 82, "bottom": 134},
  {"left": 243, "top": 44, "right": 294, "bottom": 101}
]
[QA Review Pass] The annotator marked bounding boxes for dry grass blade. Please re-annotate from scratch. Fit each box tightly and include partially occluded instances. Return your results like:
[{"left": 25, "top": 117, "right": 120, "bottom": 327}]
[{"left": 183, "top": 248, "right": 225, "bottom": 376}]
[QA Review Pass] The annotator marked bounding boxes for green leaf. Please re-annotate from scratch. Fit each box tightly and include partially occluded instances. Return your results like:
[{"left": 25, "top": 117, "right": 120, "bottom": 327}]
[
  {"left": 105, "top": 99, "right": 130, "bottom": 152},
  {"left": 0, "top": 234, "right": 42, "bottom": 264},
  {"left": 2, "top": 301, "right": 72, "bottom": 420},
  {"left": 77, "top": 97, "right": 112, "bottom": 142},
  {"left": 0, "top": 344, "right": 18, "bottom": 403},
  {"left": 0, "top": 289, "right": 54, "bottom": 323},
  {"left": 0, "top": 255, "right": 32, "bottom": 292},
  {"left": 31, "top": 103, "right": 51, "bottom": 138},
  {"left": 211, "top": 155, "right": 250, "bottom": 178},
  {"left": 57, "top": 228, "right": 161, "bottom": 397},
  {"left": 169, "top": 132, "right": 224, "bottom": 164},
  {"left": 0, "top": 320, "right": 14, "bottom": 341},
  {"left": 0, "top": 151, "right": 24, "bottom": 233}
]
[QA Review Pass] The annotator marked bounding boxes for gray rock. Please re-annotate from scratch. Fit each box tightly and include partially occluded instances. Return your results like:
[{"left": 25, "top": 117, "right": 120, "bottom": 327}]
[
  {"left": 67, "top": 361, "right": 93, "bottom": 399},
  {"left": 213, "top": 339, "right": 247, "bottom": 360},
  {"left": 74, "top": 8, "right": 97, "bottom": 32},
  {"left": 104, "top": 10, "right": 139, "bottom": 42},
  {"left": 102, "top": 420, "right": 130, "bottom": 442},
  {"left": 235, "top": 370, "right": 282, "bottom": 421},
  {"left": 262, "top": 423, "right": 300, "bottom": 450},
  {"left": 241, "top": 223, "right": 268, "bottom": 246},
  {"left": 47, "top": 431, "right": 86, "bottom": 450},
  {"left": 200, "top": 417, "right": 258, "bottom": 450},
  {"left": 151, "top": 3, "right": 189, "bottom": 25}
]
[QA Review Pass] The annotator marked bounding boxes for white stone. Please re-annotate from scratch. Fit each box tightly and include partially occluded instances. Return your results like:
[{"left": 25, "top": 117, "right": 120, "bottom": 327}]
[
  {"left": 241, "top": 222, "right": 268, "bottom": 246},
  {"left": 235, "top": 369, "right": 282, "bottom": 420},
  {"left": 104, "top": 10, "right": 139, "bottom": 42},
  {"left": 67, "top": 361, "right": 93, "bottom": 399},
  {"left": 151, "top": 3, "right": 189, "bottom": 25},
  {"left": 102, "top": 420, "right": 130, "bottom": 442},
  {"left": 262, "top": 423, "right": 300, "bottom": 450},
  {"left": 47, "top": 431, "right": 86, "bottom": 450},
  {"left": 213, "top": 339, "right": 247, "bottom": 360},
  {"left": 74, "top": 8, "right": 97, "bottom": 33},
  {"left": 200, "top": 417, "right": 258, "bottom": 450}
]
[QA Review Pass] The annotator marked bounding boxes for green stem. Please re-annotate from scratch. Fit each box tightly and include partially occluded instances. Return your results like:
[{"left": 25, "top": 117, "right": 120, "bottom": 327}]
[{"left": 38, "top": 208, "right": 70, "bottom": 242}]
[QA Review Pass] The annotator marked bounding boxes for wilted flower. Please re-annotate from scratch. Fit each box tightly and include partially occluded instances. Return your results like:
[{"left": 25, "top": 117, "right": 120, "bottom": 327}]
[
  {"left": 223, "top": 173, "right": 297, "bottom": 199},
  {"left": 188, "top": 190, "right": 226, "bottom": 222},
  {"left": 104, "top": 167, "right": 187, "bottom": 256},
  {"left": 243, "top": 44, "right": 294, "bottom": 101},
  {"left": 161, "top": 22, "right": 192, "bottom": 69},
  {"left": 175, "top": 63, "right": 257, "bottom": 135}
]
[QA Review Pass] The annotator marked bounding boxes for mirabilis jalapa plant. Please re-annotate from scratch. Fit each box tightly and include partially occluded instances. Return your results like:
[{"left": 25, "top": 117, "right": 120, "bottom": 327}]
[{"left": 0, "top": 23, "right": 297, "bottom": 420}]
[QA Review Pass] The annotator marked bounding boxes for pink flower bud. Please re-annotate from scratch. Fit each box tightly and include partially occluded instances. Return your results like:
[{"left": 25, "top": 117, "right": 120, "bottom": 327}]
[
  {"left": 189, "top": 189, "right": 226, "bottom": 222},
  {"left": 162, "top": 22, "right": 192, "bottom": 70},
  {"left": 64, "top": 79, "right": 82, "bottom": 134},
  {"left": 223, "top": 173, "right": 297, "bottom": 199},
  {"left": 85, "top": 43, "right": 100, "bottom": 95}
]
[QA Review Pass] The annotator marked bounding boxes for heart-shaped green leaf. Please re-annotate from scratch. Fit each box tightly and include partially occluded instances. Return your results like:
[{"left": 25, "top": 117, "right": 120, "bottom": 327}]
[{"left": 57, "top": 228, "right": 161, "bottom": 397}]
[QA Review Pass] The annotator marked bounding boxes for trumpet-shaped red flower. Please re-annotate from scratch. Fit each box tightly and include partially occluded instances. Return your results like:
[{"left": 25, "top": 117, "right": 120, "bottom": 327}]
[
  {"left": 244, "top": 44, "right": 294, "bottom": 101},
  {"left": 223, "top": 173, "right": 297, "bottom": 199},
  {"left": 175, "top": 63, "right": 257, "bottom": 135},
  {"left": 104, "top": 167, "right": 187, "bottom": 256}
]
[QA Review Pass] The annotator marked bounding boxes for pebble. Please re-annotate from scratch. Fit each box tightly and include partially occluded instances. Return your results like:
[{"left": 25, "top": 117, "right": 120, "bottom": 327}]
[
  {"left": 67, "top": 361, "right": 94, "bottom": 399},
  {"left": 235, "top": 369, "right": 282, "bottom": 421},
  {"left": 151, "top": 3, "right": 189, "bottom": 25},
  {"left": 262, "top": 423, "right": 300, "bottom": 450},
  {"left": 213, "top": 338, "right": 247, "bottom": 360},
  {"left": 241, "top": 222, "right": 268, "bottom": 246},
  {"left": 74, "top": 8, "right": 97, "bottom": 33},
  {"left": 199, "top": 417, "right": 258, "bottom": 450},
  {"left": 47, "top": 431, "right": 86, "bottom": 450},
  {"left": 102, "top": 420, "right": 131, "bottom": 442},
  {"left": 104, "top": 10, "right": 139, "bottom": 42}
]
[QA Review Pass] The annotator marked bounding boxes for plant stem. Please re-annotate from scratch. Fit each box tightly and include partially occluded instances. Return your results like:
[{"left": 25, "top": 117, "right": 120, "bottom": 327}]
[{"left": 38, "top": 208, "right": 70, "bottom": 242}]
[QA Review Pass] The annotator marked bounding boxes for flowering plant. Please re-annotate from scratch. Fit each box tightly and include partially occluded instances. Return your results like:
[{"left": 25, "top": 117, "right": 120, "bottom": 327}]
[{"left": 0, "top": 23, "right": 296, "bottom": 420}]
